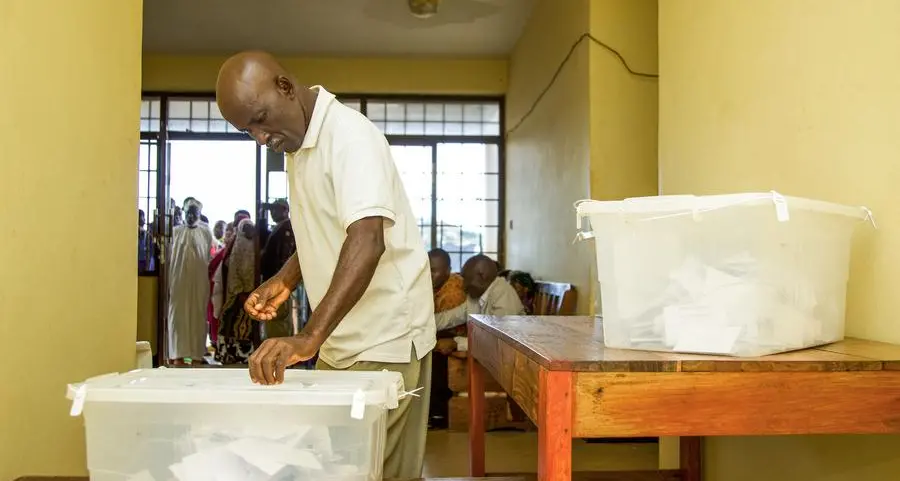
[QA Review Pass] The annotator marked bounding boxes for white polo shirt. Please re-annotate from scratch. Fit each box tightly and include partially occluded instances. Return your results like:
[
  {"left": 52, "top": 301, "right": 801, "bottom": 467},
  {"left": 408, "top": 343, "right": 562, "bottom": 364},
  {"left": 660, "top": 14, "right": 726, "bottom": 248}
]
[{"left": 285, "top": 86, "right": 436, "bottom": 369}]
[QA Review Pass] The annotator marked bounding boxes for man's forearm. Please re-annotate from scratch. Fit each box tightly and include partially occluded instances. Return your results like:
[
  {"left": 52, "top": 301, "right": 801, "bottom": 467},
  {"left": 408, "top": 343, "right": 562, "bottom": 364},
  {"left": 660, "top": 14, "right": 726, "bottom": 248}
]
[
  {"left": 300, "top": 218, "right": 385, "bottom": 344},
  {"left": 274, "top": 251, "right": 303, "bottom": 289}
]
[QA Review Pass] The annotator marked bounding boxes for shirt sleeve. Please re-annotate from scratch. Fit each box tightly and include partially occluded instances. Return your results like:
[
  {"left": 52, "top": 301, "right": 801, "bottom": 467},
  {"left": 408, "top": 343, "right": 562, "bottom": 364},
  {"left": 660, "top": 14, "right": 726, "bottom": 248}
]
[
  {"left": 435, "top": 298, "right": 472, "bottom": 331},
  {"left": 331, "top": 137, "right": 400, "bottom": 230}
]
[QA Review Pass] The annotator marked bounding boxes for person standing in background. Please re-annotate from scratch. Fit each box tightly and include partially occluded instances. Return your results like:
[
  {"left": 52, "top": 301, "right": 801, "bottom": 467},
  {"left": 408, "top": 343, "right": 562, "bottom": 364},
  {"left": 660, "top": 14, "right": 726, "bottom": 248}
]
[
  {"left": 168, "top": 198, "right": 215, "bottom": 364},
  {"left": 209, "top": 211, "right": 252, "bottom": 355},
  {"left": 213, "top": 220, "right": 227, "bottom": 249},
  {"left": 259, "top": 199, "right": 296, "bottom": 339},
  {"left": 214, "top": 218, "right": 258, "bottom": 364},
  {"left": 138, "top": 209, "right": 155, "bottom": 272}
]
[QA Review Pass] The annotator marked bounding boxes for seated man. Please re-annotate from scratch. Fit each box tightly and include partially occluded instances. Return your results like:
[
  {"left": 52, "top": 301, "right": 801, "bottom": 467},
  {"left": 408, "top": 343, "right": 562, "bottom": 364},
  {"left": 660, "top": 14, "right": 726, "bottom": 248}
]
[
  {"left": 435, "top": 254, "right": 526, "bottom": 335},
  {"left": 430, "top": 248, "right": 467, "bottom": 315}
]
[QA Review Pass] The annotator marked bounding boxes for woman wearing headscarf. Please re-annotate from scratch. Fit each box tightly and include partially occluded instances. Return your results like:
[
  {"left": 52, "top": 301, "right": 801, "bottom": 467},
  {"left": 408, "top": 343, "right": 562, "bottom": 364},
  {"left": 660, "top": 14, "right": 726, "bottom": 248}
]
[{"left": 213, "top": 217, "right": 258, "bottom": 364}]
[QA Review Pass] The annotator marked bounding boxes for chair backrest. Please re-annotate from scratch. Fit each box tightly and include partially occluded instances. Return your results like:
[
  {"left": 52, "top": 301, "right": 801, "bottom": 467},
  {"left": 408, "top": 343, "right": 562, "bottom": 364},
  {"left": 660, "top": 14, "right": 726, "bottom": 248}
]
[{"left": 533, "top": 281, "right": 577, "bottom": 315}]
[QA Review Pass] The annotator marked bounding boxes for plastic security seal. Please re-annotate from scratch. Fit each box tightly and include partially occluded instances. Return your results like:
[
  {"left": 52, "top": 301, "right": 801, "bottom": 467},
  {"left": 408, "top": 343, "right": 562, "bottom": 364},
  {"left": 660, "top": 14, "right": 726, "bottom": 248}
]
[{"left": 350, "top": 389, "right": 366, "bottom": 420}]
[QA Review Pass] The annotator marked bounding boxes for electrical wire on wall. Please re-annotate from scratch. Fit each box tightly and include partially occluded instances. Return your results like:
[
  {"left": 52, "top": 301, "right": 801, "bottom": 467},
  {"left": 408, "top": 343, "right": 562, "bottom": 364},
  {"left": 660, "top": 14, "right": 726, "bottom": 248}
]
[{"left": 506, "top": 33, "right": 659, "bottom": 137}]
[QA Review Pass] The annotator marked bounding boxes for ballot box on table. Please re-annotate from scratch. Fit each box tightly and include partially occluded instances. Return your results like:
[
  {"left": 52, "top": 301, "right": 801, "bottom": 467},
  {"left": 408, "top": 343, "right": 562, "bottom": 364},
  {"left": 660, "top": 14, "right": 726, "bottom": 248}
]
[{"left": 67, "top": 368, "right": 404, "bottom": 481}]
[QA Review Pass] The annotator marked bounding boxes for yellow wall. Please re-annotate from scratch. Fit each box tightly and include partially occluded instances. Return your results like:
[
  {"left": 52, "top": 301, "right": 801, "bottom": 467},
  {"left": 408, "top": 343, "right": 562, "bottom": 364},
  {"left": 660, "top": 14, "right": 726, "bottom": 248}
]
[
  {"left": 143, "top": 54, "right": 507, "bottom": 94},
  {"left": 0, "top": 0, "right": 143, "bottom": 479},
  {"left": 137, "top": 277, "right": 159, "bottom": 354},
  {"left": 588, "top": 0, "right": 659, "bottom": 201},
  {"left": 504, "top": 0, "right": 594, "bottom": 313},
  {"left": 659, "top": 1, "right": 900, "bottom": 479}
]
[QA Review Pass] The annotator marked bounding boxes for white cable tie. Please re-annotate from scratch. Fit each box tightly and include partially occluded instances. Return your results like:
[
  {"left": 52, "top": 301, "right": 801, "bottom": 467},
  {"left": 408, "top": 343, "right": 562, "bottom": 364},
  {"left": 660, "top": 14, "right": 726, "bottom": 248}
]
[
  {"left": 399, "top": 387, "right": 425, "bottom": 399},
  {"left": 770, "top": 191, "right": 790, "bottom": 222},
  {"left": 862, "top": 207, "right": 878, "bottom": 229}
]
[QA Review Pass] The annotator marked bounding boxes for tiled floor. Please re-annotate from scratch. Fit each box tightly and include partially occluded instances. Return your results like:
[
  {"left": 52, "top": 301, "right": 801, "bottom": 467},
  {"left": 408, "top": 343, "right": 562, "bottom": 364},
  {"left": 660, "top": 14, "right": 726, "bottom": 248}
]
[{"left": 423, "top": 430, "right": 659, "bottom": 477}]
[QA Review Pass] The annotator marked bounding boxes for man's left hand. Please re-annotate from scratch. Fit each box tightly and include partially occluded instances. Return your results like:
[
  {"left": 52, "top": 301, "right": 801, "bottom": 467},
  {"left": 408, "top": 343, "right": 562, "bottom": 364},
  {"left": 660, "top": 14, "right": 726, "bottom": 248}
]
[{"left": 249, "top": 334, "right": 317, "bottom": 385}]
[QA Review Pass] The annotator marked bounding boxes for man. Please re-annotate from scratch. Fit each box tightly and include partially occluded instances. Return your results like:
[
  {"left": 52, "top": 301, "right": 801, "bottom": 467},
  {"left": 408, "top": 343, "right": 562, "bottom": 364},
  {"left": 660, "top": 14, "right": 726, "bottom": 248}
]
[
  {"left": 427, "top": 248, "right": 466, "bottom": 429},
  {"left": 168, "top": 198, "right": 215, "bottom": 364},
  {"left": 259, "top": 198, "right": 296, "bottom": 339},
  {"left": 434, "top": 254, "right": 526, "bottom": 332},
  {"left": 429, "top": 248, "right": 466, "bottom": 314},
  {"left": 215, "top": 51, "right": 435, "bottom": 479},
  {"left": 138, "top": 209, "right": 155, "bottom": 272},
  {"left": 212, "top": 220, "right": 227, "bottom": 249}
]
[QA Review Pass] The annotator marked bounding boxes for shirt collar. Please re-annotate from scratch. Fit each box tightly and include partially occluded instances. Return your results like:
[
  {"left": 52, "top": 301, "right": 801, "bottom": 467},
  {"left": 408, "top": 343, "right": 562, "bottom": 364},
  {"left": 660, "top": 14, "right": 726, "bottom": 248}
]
[{"left": 300, "top": 85, "right": 335, "bottom": 150}]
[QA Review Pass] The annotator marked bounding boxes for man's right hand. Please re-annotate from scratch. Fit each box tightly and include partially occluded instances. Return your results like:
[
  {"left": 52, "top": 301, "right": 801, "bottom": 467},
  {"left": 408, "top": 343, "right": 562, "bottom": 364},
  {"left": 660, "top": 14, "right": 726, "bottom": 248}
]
[{"left": 244, "top": 276, "right": 293, "bottom": 321}]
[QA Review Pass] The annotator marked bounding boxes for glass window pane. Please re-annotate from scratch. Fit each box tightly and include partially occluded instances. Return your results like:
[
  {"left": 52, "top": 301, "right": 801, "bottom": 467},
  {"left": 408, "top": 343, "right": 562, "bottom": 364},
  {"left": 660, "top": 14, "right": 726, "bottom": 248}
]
[
  {"left": 148, "top": 144, "right": 158, "bottom": 170},
  {"left": 150, "top": 101, "right": 160, "bottom": 118},
  {"left": 420, "top": 225, "right": 432, "bottom": 251},
  {"left": 463, "top": 104, "right": 482, "bottom": 122},
  {"left": 210, "top": 102, "right": 224, "bottom": 120},
  {"left": 190, "top": 120, "right": 209, "bottom": 133},
  {"left": 226, "top": 122, "right": 240, "bottom": 133},
  {"left": 386, "top": 103, "right": 405, "bottom": 121},
  {"left": 445, "top": 104, "right": 463, "bottom": 121},
  {"left": 343, "top": 100, "right": 361, "bottom": 112},
  {"left": 425, "top": 122, "right": 443, "bottom": 135},
  {"left": 485, "top": 173, "right": 500, "bottom": 199},
  {"left": 406, "top": 103, "right": 425, "bottom": 121},
  {"left": 191, "top": 101, "right": 209, "bottom": 119},
  {"left": 169, "top": 119, "right": 190, "bottom": 131},
  {"left": 482, "top": 103, "right": 500, "bottom": 122},
  {"left": 139, "top": 143, "right": 150, "bottom": 170},
  {"left": 405, "top": 121, "right": 425, "bottom": 135},
  {"left": 140, "top": 119, "right": 150, "bottom": 133},
  {"left": 268, "top": 171, "right": 288, "bottom": 199},
  {"left": 483, "top": 122, "right": 500, "bottom": 136},
  {"left": 148, "top": 172, "right": 158, "bottom": 201},
  {"left": 390, "top": 145, "right": 434, "bottom": 225},
  {"left": 425, "top": 103, "right": 443, "bottom": 121},
  {"left": 444, "top": 122, "right": 463, "bottom": 135},
  {"left": 372, "top": 121, "right": 386, "bottom": 132},
  {"left": 368, "top": 102, "right": 386, "bottom": 120},
  {"left": 463, "top": 123, "right": 482, "bottom": 135},
  {"left": 140, "top": 100, "right": 150, "bottom": 118},
  {"left": 169, "top": 100, "right": 190, "bottom": 119},
  {"left": 481, "top": 227, "right": 499, "bottom": 253},
  {"left": 386, "top": 122, "right": 405, "bottom": 135},
  {"left": 209, "top": 120, "right": 228, "bottom": 132},
  {"left": 139, "top": 171, "right": 150, "bottom": 198}
]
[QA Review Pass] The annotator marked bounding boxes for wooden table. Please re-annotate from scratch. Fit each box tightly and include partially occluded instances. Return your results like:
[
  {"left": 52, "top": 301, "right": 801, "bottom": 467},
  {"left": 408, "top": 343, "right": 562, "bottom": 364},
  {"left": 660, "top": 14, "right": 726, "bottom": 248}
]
[{"left": 466, "top": 315, "right": 900, "bottom": 481}]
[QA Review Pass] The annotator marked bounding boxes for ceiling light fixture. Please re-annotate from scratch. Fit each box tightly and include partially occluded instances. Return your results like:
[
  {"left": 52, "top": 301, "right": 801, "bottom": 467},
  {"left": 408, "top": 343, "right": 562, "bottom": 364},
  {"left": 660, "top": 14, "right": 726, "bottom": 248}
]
[{"left": 408, "top": 0, "right": 440, "bottom": 19}]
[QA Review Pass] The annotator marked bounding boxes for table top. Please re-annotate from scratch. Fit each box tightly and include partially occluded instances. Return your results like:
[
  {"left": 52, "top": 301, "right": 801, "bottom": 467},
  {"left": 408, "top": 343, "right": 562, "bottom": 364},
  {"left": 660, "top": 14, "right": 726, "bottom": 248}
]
[{"left": 469, "top": 315, "right": 900, "bottom": 372}]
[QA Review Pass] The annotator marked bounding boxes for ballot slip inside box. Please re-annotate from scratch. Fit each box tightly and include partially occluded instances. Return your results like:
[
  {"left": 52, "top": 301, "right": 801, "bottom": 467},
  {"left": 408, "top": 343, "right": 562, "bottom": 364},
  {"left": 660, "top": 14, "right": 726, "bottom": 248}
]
[
  {"left": 67, "top": 368, "right": 405, "bottom": 481},
  {"left": 576, "top": 191, "right": 875, "bottom": 357}
]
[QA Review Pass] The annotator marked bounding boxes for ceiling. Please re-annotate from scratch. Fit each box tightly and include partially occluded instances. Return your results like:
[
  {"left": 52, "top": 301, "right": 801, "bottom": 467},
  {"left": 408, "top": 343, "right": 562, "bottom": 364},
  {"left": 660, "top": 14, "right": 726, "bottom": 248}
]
[{"left": 142, "top": 0, "right": 536, "bottom": 57}]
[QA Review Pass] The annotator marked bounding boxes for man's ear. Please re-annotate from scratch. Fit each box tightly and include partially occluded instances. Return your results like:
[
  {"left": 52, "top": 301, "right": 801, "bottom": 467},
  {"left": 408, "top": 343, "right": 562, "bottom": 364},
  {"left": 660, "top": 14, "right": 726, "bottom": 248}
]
[{"left": 275, "top": 75, "right": 294, "bottom": 98}]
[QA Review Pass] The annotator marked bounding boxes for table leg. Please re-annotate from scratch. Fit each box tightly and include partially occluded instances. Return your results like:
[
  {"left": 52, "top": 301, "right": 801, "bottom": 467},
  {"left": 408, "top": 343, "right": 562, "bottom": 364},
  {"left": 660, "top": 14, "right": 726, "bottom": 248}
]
[
  {"left": 538, "top": 368, "right": 572, "bottom": 481},
  {"left": 680, "top": 436, "right": 703, "bottom": 481},
  {"left": 468, "top": 343, "right": 486, "bottom": 476}
]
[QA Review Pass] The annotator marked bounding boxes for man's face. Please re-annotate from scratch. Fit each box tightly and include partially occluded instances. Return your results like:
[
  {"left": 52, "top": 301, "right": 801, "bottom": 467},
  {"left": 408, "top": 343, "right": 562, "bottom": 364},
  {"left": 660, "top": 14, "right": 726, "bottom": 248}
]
[
  {"left": 185, "top": 205, "right": 201, "bottom": 226},
  {"left": 225, "top": 223, "right": 235, "bottom": 242},
  {"left": 222, "top": 78, "right": 308, "bottom": 154},
  {"left": 270, "top": 205, "right": 289, "bottom": 223},
  {"left": 138, "top": 211, "right": 145, "bottom": 229},
  {"left": 462, "top": 268, "right": 490, "bottom": 300},
  {"left": 429, "top": 255, "right": 451, "bottom": 290},
  {"left": 213, "top": 221, "right": 226, "bottom": 240}
]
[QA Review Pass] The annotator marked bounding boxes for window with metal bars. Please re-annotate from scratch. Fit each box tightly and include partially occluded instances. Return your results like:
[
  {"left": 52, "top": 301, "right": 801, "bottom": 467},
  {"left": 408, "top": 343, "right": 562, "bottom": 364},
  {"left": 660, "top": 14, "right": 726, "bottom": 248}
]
[{"left": 138, "top": 94, "right": 504, "bottom": 273}]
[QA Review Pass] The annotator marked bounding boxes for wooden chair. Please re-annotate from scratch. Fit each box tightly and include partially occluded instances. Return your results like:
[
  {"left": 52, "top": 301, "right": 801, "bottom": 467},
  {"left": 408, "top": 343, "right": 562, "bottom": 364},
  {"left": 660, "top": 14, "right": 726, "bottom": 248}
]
[{"left": 533, "top": 281, "right": 576, "bottom": 315}]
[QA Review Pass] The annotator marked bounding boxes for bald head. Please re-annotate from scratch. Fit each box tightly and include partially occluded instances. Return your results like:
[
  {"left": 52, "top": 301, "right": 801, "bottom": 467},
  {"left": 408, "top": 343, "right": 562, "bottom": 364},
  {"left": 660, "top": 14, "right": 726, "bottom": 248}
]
[
  {"left": 461, "top": 254, "right": 499, "bottom": 299},
  {"left": 215, "top": 51, "right": 316, "bottom": 153}
]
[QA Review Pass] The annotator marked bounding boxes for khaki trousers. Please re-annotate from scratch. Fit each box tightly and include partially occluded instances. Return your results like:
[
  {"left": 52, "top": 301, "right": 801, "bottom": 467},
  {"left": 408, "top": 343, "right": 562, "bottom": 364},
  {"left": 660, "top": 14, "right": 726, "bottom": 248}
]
[{"left": 316, "top": 348, "right": 432, "bottom": 480}]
